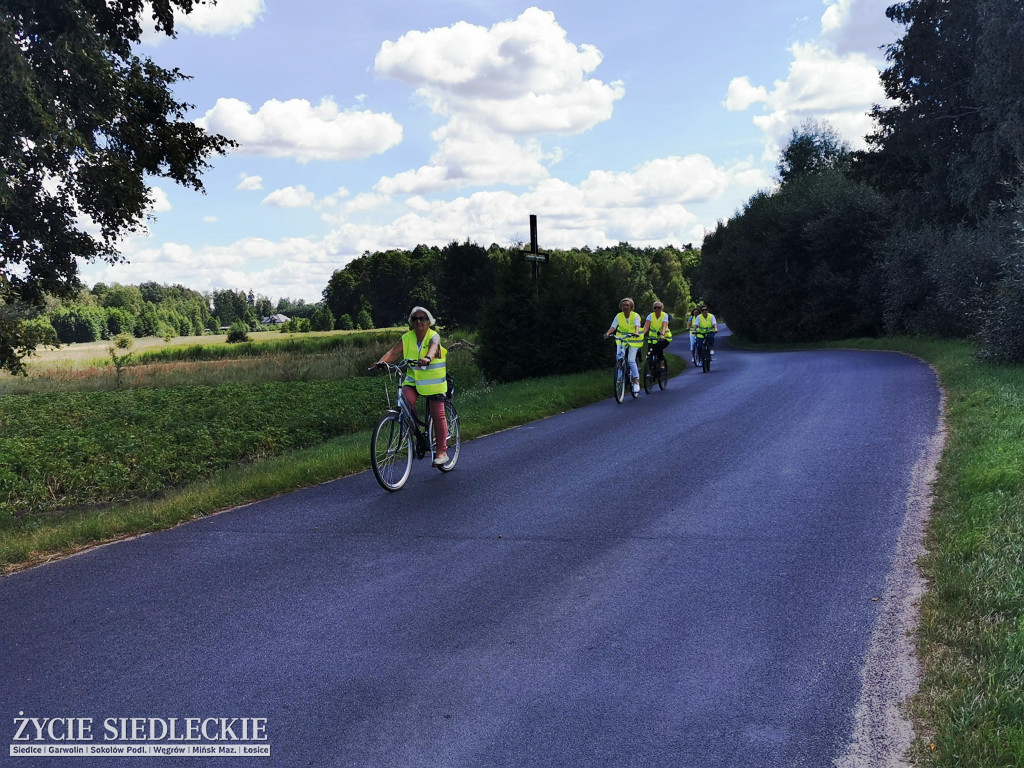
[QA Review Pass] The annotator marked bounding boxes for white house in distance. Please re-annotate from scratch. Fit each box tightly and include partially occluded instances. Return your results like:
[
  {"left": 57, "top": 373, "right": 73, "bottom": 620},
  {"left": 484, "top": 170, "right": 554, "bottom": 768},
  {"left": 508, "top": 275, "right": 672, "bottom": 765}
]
[{"left": 261, "top": 314, "right": 290, "bottom": 326}]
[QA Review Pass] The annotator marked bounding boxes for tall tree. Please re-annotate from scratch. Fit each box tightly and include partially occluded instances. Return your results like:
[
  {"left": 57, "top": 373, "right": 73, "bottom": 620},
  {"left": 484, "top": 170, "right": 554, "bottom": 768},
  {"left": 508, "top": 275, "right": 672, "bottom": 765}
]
[{"left": 0, "top": 0, "right": 233, "bottom": 373}]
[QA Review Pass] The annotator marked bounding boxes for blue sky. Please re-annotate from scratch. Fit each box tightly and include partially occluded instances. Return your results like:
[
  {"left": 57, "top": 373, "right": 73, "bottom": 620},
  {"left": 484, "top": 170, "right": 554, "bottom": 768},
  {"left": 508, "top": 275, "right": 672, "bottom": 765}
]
[{"left": 78, "top": 0, "right": 900, "bottom": 303}]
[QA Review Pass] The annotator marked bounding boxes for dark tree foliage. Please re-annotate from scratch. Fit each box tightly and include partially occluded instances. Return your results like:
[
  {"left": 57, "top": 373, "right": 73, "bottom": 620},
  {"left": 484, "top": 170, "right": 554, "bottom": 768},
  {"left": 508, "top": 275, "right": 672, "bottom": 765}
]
[
  {"left": 0, "top": 0, "right": 233, "bottom": 373},
  {"left": 434, "top": 240, "right": 495, "bottom": 331},
  {"left": 777, "top": 119, "right": 852, "bottom": 183},
  {"left": 477, "top": 243, "right": 690, "bottom": 382},
  {"left": 696, "top": 136, "right": 888, "bottom": 344},
  {"left": 855, "top": 0, "right": 1024, "bottom": 354}
]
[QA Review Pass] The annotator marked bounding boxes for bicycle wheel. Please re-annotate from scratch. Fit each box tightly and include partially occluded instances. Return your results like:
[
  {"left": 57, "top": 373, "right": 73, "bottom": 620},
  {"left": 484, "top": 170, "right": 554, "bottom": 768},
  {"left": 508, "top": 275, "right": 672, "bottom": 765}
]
[
  {"left": 370, "top": 411, "right": 413, "bottom": 491},
  {"left": 614, "top": 357, "right": 626, "bottom": 403},
  {"left": 702, "top": 346, "right": 711, "bottom": 372},
  {"left": 642, "top": 354, "right": 653, "bottom": 394},
  {"left": 428, "top": 400, "right": 461, "bottom": 472},
  {"left": 658, "top": 357, "right": 669, "bottom": 390}
]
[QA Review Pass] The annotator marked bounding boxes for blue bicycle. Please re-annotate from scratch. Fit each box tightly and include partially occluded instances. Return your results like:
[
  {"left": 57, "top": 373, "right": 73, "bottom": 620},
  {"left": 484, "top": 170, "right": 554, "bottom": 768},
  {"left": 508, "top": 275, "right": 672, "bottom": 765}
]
[{"left": 368, "top": 360, "right": 461, "bottom": 491}]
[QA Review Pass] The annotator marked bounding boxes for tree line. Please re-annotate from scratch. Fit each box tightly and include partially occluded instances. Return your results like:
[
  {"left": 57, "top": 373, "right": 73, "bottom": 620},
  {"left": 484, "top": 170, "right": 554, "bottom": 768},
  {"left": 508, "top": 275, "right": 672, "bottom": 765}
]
[
  {"left": 695, "top": 0, "right": 1024, "bottom": 363},
  {"left": 323, "top": 239, "right": 698, "bottom": 381},
  {"left": 30, "top": 283, "right": 335, "bottom": 345}
]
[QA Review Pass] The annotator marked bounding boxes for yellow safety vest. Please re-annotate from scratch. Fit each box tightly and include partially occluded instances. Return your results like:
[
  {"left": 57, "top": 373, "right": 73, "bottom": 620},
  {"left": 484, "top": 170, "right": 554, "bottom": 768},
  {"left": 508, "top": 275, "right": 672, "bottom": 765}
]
[
  {"left": 616, "top": 312, "right": 643, "bottom": 347},
  {"left": 401, "top": 330, "right": 447, "bottom": 396},
  {"left": 647, "top": 312, "right": 673, "bottom": 341},
  {"left": 694, "top": 314, "right": 715, "bottom": 336}
]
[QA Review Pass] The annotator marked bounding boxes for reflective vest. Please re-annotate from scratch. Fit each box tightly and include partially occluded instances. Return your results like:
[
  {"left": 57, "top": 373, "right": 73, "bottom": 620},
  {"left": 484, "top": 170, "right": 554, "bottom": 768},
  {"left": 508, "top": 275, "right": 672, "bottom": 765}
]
[
  {"left": 401, "top": 330, "right": 447, "bottom": 395},
  {"left": 694, "top": 314, "right": 715, "bottom": 336},
  {"left": 647, "top": 312, "right": 673, "bottom": 341},
  {"left": 616, "top": 312, "right": 643, "bottom": 347}
]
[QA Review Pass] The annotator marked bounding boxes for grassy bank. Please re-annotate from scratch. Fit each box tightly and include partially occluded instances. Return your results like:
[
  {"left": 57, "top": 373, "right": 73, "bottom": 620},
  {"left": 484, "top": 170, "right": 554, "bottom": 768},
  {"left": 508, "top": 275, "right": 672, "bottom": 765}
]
[{"left": 735, "top": 335, "right": 1024, "bottom": 767}]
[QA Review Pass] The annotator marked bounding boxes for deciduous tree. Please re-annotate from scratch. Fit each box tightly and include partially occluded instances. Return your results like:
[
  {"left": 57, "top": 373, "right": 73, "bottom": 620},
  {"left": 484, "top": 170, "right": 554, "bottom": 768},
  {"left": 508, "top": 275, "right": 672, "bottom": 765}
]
[{"left": 0, "top": 0, "right": 233, "bottom": 373}]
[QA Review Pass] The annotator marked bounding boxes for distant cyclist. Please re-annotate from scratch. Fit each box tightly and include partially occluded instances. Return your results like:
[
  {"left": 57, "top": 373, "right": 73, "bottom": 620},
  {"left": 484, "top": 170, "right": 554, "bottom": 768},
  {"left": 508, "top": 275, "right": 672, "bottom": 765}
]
[
  {"left": 687, "top": 307, "right": 700, "bottom": 364},
  {"left": 693, "top": 304, "right": 718, "bottom": 356},
  {"left": 603, "top": 297, "right": 643, "bottom": 396},
  {"left": 641, "top": 300, "right": 672, "bottom": 373}
]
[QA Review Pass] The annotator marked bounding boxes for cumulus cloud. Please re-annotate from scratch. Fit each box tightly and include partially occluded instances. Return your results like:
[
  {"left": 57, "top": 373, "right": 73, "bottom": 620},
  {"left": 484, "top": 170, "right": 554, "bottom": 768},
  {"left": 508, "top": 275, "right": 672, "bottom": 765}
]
[
  {"left": 724, "top": 0, "right": 892, "bottom": 156},
  {"left": 197, "top": 97, "right": 403, "bottom": 162},
  {"left": 236, "top": 174, "right": 263, "bottom": 191},
  {"left": 374, "top": 7, "right": 624, "bottom": 193},
  {"left": 82, "top": 149, "right": 765, "bottom": 303},
  {"left": 86, "top": 236, "right": 340, "bottom": 306},
  {"left": 148, "top": 186, "right": 172, "bottom": 213},
  {"left": 724, "top": 77, "right": 769, "bottom": 112},
  {"left": 820, "top": 0, "right": 900, "bottom": 55},
  {"left": 376, "top": 118, "right": 554, "bottom": 195},
  {"left": 139, "top": 0, "right": 263, "bottom": 42},
  {"left": 262, "top": 185, "right": 316, "bottom": 208},
  {"left": 176, "top": 0, "right": 264, "bottom": 35}
]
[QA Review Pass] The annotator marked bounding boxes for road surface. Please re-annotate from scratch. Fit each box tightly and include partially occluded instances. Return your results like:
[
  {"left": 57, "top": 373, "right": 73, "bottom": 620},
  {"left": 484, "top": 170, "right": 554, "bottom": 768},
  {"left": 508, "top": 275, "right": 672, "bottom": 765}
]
[{"left": 1, "top": 330, "right": 942, "bottom": 767}]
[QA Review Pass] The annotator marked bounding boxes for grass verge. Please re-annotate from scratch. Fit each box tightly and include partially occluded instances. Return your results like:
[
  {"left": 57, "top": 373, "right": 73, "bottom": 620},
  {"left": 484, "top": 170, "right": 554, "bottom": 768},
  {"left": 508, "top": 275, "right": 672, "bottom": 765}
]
[{"left": 731, "top": 334, "right": 1024, "bottom": 768}]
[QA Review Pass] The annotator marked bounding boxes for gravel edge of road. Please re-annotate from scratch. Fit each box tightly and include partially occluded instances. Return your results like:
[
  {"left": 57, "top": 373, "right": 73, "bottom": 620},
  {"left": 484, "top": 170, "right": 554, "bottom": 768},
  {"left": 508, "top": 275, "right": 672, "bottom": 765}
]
[{"left": 834, "top": 379, "right": 947, "bottom": 768}]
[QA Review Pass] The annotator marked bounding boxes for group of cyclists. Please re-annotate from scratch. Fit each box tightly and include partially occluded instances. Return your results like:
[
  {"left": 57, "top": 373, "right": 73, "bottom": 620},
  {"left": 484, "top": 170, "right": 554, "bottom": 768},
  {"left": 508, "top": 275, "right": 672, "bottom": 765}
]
[
  {"left": 603, "top": 298, "right": 718, "bottom": 394},
  {"left": 373, "top": 298, "right": 717, "bottom": 479}
]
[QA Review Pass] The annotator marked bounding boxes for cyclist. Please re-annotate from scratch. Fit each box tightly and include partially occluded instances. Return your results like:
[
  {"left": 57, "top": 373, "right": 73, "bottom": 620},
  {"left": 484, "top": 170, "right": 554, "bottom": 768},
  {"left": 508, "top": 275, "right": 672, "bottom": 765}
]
[
  {"left": 687, "top": 307, "right": 700, "bottom": 365},
  {"left": 603, "top": 297, "right": 643, "bottom": 396},
  {"left": 693, "top": 304, "right": 718, "bottom": 356},
  {"left": 375, "top": 306, "right": 449, "bottom": 465},
  {"left": 641, "top": 300, "right": 672, "bottom": 373}
]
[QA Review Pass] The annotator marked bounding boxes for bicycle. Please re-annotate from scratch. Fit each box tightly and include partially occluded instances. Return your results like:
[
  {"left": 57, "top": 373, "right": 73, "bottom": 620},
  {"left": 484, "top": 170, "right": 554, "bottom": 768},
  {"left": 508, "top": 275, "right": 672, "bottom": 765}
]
[
  {"left": 608, "top": 333, "right": 642, "bottom": 403},
  {"left": 642, "top": 343, "right": 670, "bottom": 393},
  {"left": 367, "top": 359, "right": 461, "bottom": 491},
  {"left": 694, "top": 331, "right": 715, "bottom": 373}
]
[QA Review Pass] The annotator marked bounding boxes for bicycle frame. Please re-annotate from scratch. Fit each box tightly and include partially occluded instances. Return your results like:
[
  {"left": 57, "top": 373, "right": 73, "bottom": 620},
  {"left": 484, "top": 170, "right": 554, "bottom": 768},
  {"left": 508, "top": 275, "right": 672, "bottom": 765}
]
[{"left": 379, "top": 360, "right": 431, "bottom": 457}]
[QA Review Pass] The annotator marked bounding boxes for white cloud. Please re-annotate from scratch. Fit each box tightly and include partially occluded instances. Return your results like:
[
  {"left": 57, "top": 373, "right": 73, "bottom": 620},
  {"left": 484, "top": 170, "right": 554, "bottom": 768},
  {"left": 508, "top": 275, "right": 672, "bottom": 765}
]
[
  {"left": 148, "top": 186, "right": 172, "bottom": 213},
  {"left": 374, "top": 7, "right": 623, "bottom": 193},
  {"left": 724, "top": 77, "right": 769, "bottom": 112},
  {"left": 376, "top": 117, "right": 554, "bottom": 195},
  {"left": 236, "top": 174, "right": 263, "bottom": 191},
  {"left": 723, "top": 0, "right": 892, "bottom": 158},
  {"left": 82, "top": 149, "right": 763, "bottom": 302},
  {"left": 140, "top": 0, "right": 263, "bottom": 42},
  {"left": 86, "top": 236, "right": 340, "bottom": 305},
  {"left": 262, "top": 185, "right": 316, "bottom": 208},
  {"left": 203, "top": 216, "right": 218, "bottom": 223},
  {"left": 197, "top": 97, "right": 403, "bottom": 162},
  {"left": 174, "top": 0, "right": 263, "bottom": 35},
  {"left": 820, "top": 0, "right": 900, "bottom": 55}
]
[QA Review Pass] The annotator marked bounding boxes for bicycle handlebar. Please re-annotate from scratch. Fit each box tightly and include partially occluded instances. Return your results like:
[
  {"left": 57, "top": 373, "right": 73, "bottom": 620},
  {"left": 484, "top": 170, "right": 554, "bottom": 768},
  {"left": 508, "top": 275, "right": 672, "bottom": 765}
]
[{"left": 367, "top": 359, "right": 421, "bottom": 373}]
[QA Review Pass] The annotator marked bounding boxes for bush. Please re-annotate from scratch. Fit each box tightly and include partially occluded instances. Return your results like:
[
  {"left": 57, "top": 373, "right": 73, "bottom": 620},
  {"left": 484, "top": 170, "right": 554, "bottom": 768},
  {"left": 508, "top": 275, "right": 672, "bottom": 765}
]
[
  {"left": 50, "top": 305, "right": 106, "bottom": 343},
  {"left": 226, "top": 321, "right": 250, "bottom": 344}
]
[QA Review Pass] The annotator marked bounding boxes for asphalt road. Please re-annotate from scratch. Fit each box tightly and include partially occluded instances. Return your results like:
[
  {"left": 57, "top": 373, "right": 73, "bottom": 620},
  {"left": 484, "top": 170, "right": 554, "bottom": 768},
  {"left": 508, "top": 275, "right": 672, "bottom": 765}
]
[{"left": 1, "top": 330, "right": 942, "bottom": 767}]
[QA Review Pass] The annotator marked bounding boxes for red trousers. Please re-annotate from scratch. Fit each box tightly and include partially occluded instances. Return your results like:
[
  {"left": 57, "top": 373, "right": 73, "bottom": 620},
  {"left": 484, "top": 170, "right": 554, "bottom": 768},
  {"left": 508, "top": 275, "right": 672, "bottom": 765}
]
[{"left": 402, "top": 386, "right": 448, "bottom": 453}]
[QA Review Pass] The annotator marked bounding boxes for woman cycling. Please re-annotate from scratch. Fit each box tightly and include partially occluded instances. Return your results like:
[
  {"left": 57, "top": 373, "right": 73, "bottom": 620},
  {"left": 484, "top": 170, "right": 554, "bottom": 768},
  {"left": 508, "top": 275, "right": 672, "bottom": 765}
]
[
  {"left": 641, "top": 300, "right": 672, "bottom": 373},
  {"left": 603, "top": 297, "right": 643, "bottom": 396},
  {"left": 687, "top": 307, "right": 700, "bottom": 365},
  {"left": 375, "top": 306, "right": 449, "bottom": 465}
]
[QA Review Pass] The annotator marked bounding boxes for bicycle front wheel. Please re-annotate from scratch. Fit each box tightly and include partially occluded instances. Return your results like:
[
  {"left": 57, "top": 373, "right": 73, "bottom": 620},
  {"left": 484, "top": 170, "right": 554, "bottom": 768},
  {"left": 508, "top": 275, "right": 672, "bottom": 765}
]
[
  {"left": 370, "top": 411, "right": 413, "bottom": 491},
  {"left": 658, "top": 357, "right": 669, "bottom": 390},
  {"left": 428, "top": 400, "right": 461, "bottom": 472},
  {"left": 614, "top": 359, "right": 626, "bottom": 403},
  {"left": 702, "top": 346, "right": 711, "bottom": 372},
  {"left": 642, "top": 355, "right": 653, "bottom": 394}
]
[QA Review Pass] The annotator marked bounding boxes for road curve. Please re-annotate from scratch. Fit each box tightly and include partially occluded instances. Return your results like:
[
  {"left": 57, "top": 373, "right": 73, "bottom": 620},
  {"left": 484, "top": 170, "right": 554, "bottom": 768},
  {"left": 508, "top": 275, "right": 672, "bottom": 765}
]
[{"left": 1, "top": 329, "right": 942, "bottom": 767}]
